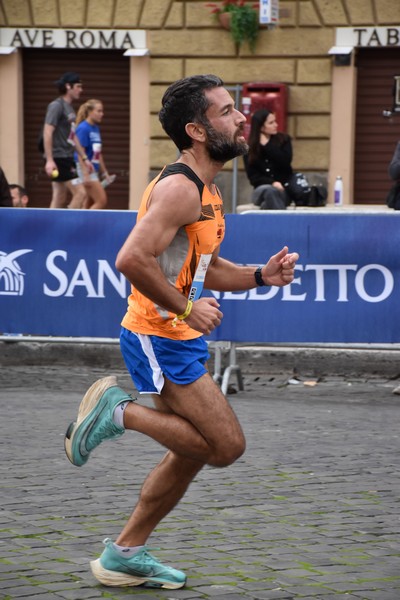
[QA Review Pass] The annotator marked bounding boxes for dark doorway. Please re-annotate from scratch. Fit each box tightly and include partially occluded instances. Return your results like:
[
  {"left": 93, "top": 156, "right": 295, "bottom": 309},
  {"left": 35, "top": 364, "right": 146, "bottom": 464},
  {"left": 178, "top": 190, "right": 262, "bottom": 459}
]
[
  {"left": 354, "top": 47, "right": 400, "bottom": 204},
  {"left": 23, "top": 48, "right": 130, "bottom": 209}
]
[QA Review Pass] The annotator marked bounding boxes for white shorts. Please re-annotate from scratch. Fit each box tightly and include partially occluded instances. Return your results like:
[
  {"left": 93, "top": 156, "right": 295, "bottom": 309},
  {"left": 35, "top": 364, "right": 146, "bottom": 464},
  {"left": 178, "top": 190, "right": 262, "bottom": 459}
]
[{"left": 71, "top": 163, "right": 99, "bottom": 184}]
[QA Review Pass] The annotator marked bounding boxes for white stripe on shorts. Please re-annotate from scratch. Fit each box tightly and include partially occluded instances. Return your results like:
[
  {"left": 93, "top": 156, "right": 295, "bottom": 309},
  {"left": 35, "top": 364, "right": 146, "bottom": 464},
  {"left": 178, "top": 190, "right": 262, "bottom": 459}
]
[{"left": 135, "top": 332, "right": 165, "bottom": 394}]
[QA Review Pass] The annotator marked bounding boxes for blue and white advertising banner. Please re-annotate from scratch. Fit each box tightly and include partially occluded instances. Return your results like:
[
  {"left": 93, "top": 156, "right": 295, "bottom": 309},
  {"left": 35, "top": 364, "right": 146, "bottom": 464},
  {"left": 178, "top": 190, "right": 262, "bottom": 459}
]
[
  {"left": 0, "top": 208, "right": 399, "bottom": 343},
  {"left": 1, "top": 209, "right": 134, "bottom": 339}
]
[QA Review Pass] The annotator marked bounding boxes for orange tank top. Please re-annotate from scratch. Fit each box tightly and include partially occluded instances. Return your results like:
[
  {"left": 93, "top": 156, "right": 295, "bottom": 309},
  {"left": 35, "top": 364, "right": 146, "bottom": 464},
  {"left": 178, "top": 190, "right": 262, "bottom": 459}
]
[{"left": 121, "top": 163, "right": 225, "bottom": 340}]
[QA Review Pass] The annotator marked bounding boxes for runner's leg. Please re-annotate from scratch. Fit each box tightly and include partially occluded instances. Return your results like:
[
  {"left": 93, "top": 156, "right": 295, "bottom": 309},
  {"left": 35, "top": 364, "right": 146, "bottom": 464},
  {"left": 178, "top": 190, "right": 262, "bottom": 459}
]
[
  {"left": 116, "top": 450, "right": 203, "bottom": 546},
  {"left": 123, "top": 373, "right": 245, "bottom": 467},
  {"left": 116, "top": 373, "right": 245, "bottom": 546}
]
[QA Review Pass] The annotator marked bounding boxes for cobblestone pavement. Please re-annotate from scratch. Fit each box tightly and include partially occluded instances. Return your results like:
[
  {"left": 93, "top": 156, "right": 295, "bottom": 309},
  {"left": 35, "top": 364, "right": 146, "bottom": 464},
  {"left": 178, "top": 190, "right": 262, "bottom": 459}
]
[{"left": 1, "top": 365, "right": 399, "bottom": 600}]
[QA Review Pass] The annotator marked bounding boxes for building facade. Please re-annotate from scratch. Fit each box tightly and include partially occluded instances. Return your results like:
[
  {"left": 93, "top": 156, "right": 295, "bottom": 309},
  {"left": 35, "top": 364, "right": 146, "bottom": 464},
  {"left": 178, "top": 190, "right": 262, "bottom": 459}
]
[{"left": 0, "top": 0, "right": 399, "bottom": 210}]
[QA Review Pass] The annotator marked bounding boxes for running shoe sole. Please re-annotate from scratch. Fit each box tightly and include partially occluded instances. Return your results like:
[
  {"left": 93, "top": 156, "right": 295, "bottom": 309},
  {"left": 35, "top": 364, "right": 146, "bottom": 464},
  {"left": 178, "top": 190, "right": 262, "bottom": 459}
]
[
  {"left": 64, "top": 375, "right": 118, "bottom": 466},
  {"left": 90, "top": 558, "right": 186, "bottom": 589}
]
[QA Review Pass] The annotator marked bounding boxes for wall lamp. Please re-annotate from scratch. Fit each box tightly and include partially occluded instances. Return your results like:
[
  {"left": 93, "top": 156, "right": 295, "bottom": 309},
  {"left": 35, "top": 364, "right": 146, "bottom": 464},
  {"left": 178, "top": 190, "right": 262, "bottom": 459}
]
[{"left": 328, "top": 45, "right": 353, "bottom": 67}]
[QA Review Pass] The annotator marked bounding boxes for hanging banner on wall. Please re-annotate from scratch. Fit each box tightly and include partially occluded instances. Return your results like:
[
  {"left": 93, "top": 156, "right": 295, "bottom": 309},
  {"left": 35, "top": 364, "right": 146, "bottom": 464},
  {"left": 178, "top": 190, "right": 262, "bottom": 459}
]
[{"left": 0, "top": 208, "right": 398, "bottom": 343}]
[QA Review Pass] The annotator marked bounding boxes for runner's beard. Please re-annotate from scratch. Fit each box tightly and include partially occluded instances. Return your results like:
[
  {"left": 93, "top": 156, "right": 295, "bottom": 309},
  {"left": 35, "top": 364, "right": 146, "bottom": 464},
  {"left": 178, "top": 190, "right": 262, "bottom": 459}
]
[{"left": 204, "top": 122, "right": 248, "bottom": 163}]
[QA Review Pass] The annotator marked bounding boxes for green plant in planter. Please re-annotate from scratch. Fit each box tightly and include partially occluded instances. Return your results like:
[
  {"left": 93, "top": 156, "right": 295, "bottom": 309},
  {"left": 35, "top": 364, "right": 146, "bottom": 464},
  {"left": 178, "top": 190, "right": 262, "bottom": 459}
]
[{"left": 206, "top": 1, "right": 260, "bottom": 53}]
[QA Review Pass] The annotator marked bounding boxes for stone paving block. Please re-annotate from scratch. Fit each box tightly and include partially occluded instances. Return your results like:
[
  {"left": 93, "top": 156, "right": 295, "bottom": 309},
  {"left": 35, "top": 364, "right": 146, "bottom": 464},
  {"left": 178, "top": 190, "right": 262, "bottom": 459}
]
[
  {"left": 54, "top": 589, "right": 111, "bottom": 600},
  {"left": 243, "top": 590, "right": 296, "bottom": 599},
  {"left": 329, "top": 581, "right": 376, "bottom": 594},
  {"left": 194, "top": 588, "right": 249, "bottom": 598},
  {"left": 353, "top": 592, "right": 400, "bottom": 600},
  {"left": 0, "top": 594, "right": 60, "bottom": 600},
  {"left": 304, "top": 596, "right": 362, "bottom": 600},
  {"left": 0, "top": 585, "right": 51, "bottom": 597},
  {"left": 0, "top": 578, "right": 30, "bottom": 589}
]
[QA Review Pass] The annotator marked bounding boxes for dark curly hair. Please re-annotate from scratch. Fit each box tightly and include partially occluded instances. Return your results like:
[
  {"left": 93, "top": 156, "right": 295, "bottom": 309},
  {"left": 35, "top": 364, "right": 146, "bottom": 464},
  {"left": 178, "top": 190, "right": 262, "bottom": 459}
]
[{"left": 159, "top": 74, "right": 224, "bottom": 152}]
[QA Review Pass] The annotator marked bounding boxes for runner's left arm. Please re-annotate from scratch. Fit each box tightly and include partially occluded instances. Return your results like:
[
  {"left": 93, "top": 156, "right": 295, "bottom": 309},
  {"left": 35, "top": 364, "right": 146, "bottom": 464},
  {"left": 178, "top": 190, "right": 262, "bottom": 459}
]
[{"left": 205, "top": 247, "right": 299, "bottom": 291}]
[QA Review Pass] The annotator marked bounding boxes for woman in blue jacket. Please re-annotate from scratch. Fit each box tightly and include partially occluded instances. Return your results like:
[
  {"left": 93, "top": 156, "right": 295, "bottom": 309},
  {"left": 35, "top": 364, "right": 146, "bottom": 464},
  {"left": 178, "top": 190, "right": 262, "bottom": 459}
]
[{"left": 75, "top": 99, "right": 114, "bottom": 209}]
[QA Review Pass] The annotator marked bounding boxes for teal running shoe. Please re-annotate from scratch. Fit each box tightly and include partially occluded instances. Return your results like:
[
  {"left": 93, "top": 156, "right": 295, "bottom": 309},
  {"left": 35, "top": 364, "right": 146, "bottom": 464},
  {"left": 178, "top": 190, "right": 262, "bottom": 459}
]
[
  {"left": 90, "top": 538, "right": 187, "bottom": 589},
  {"left": 64, "top": 376, "right": 133, "bottom": 467}
]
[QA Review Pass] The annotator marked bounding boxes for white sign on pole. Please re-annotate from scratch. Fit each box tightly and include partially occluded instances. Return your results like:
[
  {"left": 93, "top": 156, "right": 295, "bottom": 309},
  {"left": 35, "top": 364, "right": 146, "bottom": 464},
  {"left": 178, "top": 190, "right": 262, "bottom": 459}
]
[{"left": 259, "top": 0, "right": 279, "bottom": 27}]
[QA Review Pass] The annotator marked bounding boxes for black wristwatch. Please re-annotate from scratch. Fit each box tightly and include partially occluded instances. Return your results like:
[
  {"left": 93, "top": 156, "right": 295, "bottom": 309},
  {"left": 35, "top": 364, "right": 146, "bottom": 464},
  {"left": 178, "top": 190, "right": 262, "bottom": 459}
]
[{"left": 254, "top": 266, "right": 268, "bottom": 287}]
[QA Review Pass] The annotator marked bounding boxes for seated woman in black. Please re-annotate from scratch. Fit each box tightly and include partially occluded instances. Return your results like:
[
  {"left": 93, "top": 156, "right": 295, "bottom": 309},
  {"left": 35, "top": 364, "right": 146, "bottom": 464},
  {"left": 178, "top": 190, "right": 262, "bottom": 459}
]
[{"left": 243, "top": 108, "right": 292, "bottom": 210}]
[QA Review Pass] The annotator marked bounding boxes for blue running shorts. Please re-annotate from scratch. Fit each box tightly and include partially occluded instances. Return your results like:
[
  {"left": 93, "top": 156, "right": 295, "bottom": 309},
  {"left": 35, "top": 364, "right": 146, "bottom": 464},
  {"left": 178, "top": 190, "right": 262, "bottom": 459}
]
[{"left": 120, "top": 327, "right": 210, "bottom": 394}]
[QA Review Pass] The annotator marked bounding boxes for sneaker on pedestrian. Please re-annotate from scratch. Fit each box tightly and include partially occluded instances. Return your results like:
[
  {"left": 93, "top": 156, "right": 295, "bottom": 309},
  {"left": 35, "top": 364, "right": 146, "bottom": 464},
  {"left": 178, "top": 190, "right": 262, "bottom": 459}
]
[
  {"left": 90, "top": 538, "right": 187, "bottom": 589},
  {"left": 64, "top": 376, "right": 133, "bottom": 467}
]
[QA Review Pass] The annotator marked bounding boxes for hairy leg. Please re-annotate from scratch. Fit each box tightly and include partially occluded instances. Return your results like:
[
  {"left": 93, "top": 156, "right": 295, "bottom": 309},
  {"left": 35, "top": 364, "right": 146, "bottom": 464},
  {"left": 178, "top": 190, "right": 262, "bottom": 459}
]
[
  {"left": 116, "top": 450, "right": 203, "bottom": 546},
  {"left": 123, "top": 373, "right": 245, "bottom": 467},
  {"left": 116, "top": 373, "right": 246, "bottom": 546}
]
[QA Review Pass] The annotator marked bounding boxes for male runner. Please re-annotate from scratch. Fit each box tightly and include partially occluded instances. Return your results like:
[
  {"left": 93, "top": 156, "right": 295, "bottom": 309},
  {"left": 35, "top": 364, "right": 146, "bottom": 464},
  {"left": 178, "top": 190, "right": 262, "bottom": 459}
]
[{"left": 65, "top": 74, "right": 299, "bottom": 590}]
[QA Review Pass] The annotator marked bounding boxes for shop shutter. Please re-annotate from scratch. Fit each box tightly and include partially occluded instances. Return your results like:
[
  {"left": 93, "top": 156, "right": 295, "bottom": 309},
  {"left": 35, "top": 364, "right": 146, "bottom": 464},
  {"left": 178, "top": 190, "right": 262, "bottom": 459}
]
[
  {"left": 22, "top": 48, "right": 130, "bottom": 209},
  {"left": 354, "top": 47, "right": 400, "bottom": 205}
]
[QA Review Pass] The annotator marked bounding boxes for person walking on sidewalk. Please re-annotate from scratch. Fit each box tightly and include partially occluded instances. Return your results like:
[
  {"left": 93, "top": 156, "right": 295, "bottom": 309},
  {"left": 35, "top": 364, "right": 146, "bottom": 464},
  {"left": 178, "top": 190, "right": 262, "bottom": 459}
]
[
  {"left": 42, "top": 72, "right": 92, "bottom": 208},
  {"left": 74, "top": 98, "right": 113, "bottom": 209},
  {"left": 64, "top": 74, "right": 299, "bottom": 590}
]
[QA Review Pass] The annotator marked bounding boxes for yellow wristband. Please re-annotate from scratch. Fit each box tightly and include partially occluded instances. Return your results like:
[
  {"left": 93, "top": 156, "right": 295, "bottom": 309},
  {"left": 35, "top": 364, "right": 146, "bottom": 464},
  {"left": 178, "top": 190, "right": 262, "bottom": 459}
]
[{"left": 176, "top": 299, "right": 193, "bottom": 320}]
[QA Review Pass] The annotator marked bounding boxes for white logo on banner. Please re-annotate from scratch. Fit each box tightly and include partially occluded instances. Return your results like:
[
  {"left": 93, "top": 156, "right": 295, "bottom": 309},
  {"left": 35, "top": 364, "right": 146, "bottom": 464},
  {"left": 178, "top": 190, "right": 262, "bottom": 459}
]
[
  {"left": 213, "top": 263, "right": 394, "bottom": 303},
  {"left": 0, "top": 250, "right": 33, "bottom": 296},
  {"left": 44, "top": 250, "right": 127, "bottom": 298},
  {"left": 0, "top": 250, "right": 395, "bottom": 303}
]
